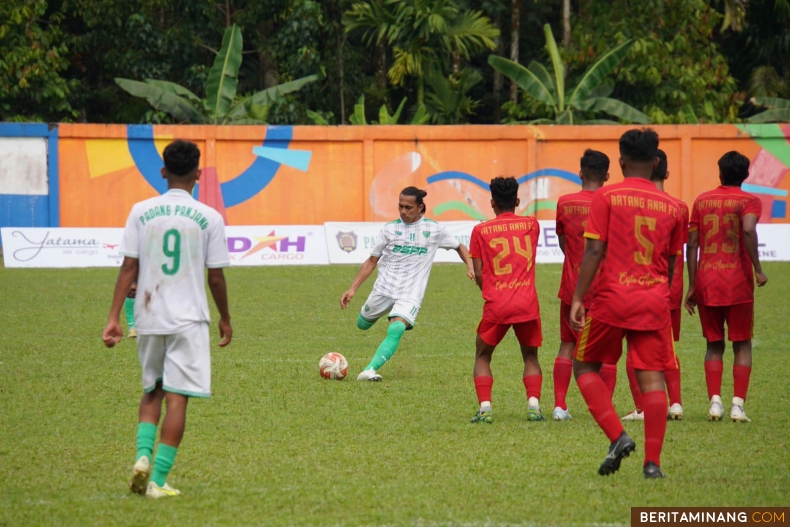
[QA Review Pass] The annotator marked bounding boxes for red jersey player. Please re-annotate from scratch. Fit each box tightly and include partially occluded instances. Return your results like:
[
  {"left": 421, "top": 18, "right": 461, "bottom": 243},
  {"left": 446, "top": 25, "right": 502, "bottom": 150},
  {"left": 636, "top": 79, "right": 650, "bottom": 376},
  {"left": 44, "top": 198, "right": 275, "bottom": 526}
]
[
  {"left": 469, "top": 177, "right": 543, "bottom": 423},
  {"left": 622, "top": 149, "right": 689, "bottom": 422},
  {"left": 571, "top": 129, "right": 684, "bottom": 479},
  {"left": 685, "top": 151, "right": 768, "bottom": 423},
  {"left": 553, "top": 149, "right": 610, "bottom": 421}
]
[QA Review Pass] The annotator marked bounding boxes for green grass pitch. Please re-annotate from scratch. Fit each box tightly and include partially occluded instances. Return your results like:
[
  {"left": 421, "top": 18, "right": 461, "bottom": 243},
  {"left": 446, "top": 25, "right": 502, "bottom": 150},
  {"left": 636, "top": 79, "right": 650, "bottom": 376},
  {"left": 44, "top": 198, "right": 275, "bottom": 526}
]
[{"left": 1, "top": 261, "right": 788, "bottom": 526}]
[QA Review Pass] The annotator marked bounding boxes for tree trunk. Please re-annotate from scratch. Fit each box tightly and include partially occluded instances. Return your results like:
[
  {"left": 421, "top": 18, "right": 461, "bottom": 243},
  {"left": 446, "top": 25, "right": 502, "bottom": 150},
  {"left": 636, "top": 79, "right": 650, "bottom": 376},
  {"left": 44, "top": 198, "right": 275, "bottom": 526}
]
[
  {"left": 563, "top": 0, "right": 571, "bottom": 48},
  {"left": 418, "top": 74, "right": 425, "bottom": 107},
  {"left": 376, "top": 41, "right": 387, "bottom": 95},
  {"left": 509, "top": 0, "right": 520, "bottom": 104},
  {"left": 493, "top": 15, "right": 504, "bottom": 123},
  {"left": 225, "top": 0, "right": 231, "bottom": 28},
  {"left": 338, "top": 33, "right": 347, "bottom": 123}
]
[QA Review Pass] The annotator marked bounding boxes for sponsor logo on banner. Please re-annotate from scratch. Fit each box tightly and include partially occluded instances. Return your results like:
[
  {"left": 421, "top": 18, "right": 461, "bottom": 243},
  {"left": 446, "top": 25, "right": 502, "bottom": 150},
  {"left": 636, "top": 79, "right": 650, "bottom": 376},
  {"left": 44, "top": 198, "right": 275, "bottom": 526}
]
[
  {"left": 1, "top": 228, "right": 124, "bottom": 268},
  {"left": 335, "top": 231, "right": 357, "bottom": 253},
  {"left": 228, "top": 230, "right": 307, "bottom": 262},
  {"left": 225, "top": 226, "right": 328, "bottom": 266}
]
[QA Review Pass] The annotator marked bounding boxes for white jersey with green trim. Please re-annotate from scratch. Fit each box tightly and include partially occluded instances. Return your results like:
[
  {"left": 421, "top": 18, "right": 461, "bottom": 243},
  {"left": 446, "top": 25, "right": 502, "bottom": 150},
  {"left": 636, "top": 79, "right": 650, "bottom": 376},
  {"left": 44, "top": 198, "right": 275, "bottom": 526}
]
[
  {"left": 370, "top": 217, "right": 460, "bottom": 303},
  {"left": 120, "top": 189, "right": 229, "bottom": 335}
]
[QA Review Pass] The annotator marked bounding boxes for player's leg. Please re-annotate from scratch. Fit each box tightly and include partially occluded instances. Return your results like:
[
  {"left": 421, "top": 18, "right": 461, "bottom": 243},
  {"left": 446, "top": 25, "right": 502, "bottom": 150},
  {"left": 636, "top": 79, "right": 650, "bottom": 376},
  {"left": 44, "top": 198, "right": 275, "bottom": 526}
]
[
  {"left": 599, "top": 363, "right": 617, "bottom": 400},
  {"left": 149, "top": 391, "right": 189, "bottom": 498},
  {"left": 125, "top": 283, "right": 137, "bottom": 338},
  {"left": 728, "top": 302, "right": 754, "bottom": 422},
  {"left": 629, "top": 326, "right": 675, "bottom": 479},
  {"left": 355, "top": 295, "right": 397, "bottom": 380},
  {"left": 359, "top": 317, "right": 409, "bottom": 380},
  {"left": 622, "top": 360, "right": 644, "bottom": 421},
  {"left": 130, "top": 334, "right": 166, "bottom": 495},
  {"left": 553, "top": 302, "right": 575, "bottom": 420},
  {"left": 515, "top": 318, "right": 544, "bottom": 421},
  {"left": 699, "top": 304, "right": 726, "bottom": 421},
  {"left": 573, "top": 316, "right": 633, "bottom": 475},
  {"left": 666, "top": 308, "right": 683, "bottom": 420},
  {"left": 355, "top": 293, "right": 389, "bottom": 331},
  {"left": 472, "top": 320, "right": 509, "bottom": 422}
]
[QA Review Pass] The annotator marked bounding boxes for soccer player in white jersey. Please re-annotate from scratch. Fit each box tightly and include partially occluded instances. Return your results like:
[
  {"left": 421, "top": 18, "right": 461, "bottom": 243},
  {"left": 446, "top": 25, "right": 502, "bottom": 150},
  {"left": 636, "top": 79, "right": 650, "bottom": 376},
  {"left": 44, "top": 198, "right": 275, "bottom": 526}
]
[
  {"left": 340, "top": 187, "right": 474, "bottom": 381},
  {"left": 101, "top": 140, "right": 232, "bottom": 499}
]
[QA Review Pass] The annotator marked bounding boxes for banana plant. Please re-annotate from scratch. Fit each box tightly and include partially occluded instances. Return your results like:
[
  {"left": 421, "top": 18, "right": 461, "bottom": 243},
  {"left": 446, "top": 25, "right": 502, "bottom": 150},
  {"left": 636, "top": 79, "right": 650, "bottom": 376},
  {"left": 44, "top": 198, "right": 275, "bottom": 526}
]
[
  {"left": 116, "top": 25, "right": 321, "bottom": 124},
  {"left": 308, "top": 95, "right": 429, "bottom": 125},
  {"left": 747, "top": 97, "right": 790, "bottom": 123},
  {"left": 488, "top": 24, "right": 649, "bottom": 124}
]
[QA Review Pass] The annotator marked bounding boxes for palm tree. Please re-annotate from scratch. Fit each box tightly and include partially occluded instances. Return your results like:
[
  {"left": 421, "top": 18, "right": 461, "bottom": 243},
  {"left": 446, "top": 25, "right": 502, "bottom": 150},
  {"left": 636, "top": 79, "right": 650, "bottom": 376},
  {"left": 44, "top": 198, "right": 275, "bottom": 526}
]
[
  {"left": 344, "top": 0, "right": 499, "bottom": 105},
  {"left": 488, "top": 24, "right": 649, "bottom": 124},
  {"left": 116, "top": 25, "right": 321, "bottom": 124},
  {"left": 747, "top": 97, "right": 790, "bottom": 123}
]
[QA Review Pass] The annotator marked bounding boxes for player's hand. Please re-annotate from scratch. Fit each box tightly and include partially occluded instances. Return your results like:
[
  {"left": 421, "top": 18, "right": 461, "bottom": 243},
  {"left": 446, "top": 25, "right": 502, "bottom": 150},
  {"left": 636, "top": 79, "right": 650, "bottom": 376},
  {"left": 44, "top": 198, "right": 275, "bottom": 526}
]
[
  {"left": 102, "top": 320, "right": 123, "bottom": 348},
  {"left": 218, "top": 318, "right": 232, "bottom": 347},
  {"left": 755, "top": 270, "right": 768, "bottom": 287},
  {"left": 466, "top": 265, "right": 475, "bottom": 281},
  {"left": 340, "top": 290, "right": 354, "bottom": 309},
  {"left": 570, "top": 299, "right": 586, "bottom": 332},
  {"left": 684, "top": 290, "right": 696, "bottom": 316}
]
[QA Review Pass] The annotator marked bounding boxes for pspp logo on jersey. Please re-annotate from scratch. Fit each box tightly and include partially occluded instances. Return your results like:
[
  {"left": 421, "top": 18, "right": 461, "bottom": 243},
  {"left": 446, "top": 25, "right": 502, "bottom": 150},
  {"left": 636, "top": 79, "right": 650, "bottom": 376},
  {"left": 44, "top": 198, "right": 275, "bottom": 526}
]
[{"left": 227, "top": 229, "right": 307, "bottom": 262}]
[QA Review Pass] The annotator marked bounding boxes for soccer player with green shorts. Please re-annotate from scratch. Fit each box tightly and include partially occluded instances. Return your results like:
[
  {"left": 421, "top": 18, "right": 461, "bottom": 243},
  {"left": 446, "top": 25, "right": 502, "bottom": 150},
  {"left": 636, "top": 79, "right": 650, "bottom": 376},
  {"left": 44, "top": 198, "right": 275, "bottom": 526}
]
[
  {"left": 102, "top": 140, "right": 232, "bottom": 498},
  {"left": 125, "top": 282, "right": 137, "bottom": 338},
  {"left": 340, "top": 187, "right": 474, "bottom": 381}
]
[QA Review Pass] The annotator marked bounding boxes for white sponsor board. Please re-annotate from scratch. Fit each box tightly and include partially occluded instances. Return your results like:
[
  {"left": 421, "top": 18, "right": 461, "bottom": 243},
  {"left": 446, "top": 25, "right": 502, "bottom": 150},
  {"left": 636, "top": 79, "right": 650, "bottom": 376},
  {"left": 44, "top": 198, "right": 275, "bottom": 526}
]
[
  {"left": 755, "top": 224, "right": 790, "bottom": 261},
  {"left": 1, "top": 227, "right": 125, "bottom": 268},
  {"left": 324, "top": 220, "right": 566, "bottom": 264},
  {"left": 226, "top": 225, "right": 328, "bottom": 266}
]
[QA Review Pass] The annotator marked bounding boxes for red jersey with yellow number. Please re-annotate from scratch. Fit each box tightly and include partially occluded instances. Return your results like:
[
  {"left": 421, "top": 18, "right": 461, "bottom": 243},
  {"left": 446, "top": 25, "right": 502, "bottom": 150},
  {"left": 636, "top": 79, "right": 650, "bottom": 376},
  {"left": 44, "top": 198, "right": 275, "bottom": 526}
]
[
  {"left": 556, "top": 190, "right": 597, "bottom": 307},
  {"left": 689, "top": 186, "right": 762, "bottom": 306},
  {"left": 469, "top": 212, "right": 540, "bottom": 324},
  {"left": 584, "top": 178, "right": 685, "bottom": 330},
  {"left": 669, "top": 196, "right": 690, "bottom": 309}
]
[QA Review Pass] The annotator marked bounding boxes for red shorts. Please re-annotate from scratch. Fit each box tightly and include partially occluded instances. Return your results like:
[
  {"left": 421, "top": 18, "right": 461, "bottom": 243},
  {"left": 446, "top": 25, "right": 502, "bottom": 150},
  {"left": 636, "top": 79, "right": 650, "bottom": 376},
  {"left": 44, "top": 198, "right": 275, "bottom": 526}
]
[
  {"left": 573, "top": 315, "right": 678, "bottom": 371},
  {"left": 560, "top": 301, "right": 579, "bottom": 343},
  {"left": 698, "top": 303, "right": 753, "bottom": 342},
  {"left": 671, "top": 308, "right": 681, "bottom": 342},
  {"left": 477, "top": 318, "right": 542, "bottom": 347}
]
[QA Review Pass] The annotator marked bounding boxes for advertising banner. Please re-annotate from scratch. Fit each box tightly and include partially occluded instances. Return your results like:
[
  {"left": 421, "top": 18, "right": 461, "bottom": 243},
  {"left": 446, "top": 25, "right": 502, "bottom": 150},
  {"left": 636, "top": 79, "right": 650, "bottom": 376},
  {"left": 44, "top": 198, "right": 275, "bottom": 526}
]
[
  {"left": 226, "top": 225, "right": 328, "bottom": 266},
  {"left": 1, "top": 227, "right": 124, "bottom": 268}
]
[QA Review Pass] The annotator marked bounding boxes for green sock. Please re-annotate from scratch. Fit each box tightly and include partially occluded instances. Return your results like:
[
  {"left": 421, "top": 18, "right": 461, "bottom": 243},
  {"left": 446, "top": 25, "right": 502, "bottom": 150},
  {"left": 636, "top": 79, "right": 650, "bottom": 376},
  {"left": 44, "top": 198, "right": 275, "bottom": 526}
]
[
  {"left": 124, "top": 297, "right": 135, "bottom": 329},
  {"left": 151, "top": 443, "right": 178, "bottom": 487},
  {"left": 367, "top": 321, "right": 406, "bottom": 371},
  {"left": 356, "top": 313, "right": 374, "bottom": 330},
  {"left": 136, "top": 422, "right": 157, "bottom": 461}
]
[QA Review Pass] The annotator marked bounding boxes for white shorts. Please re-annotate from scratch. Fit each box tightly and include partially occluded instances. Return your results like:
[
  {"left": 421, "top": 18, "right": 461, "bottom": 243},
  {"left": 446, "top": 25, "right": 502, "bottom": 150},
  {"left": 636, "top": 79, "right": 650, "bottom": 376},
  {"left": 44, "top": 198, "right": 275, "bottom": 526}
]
[
  {"left": 360, "top": 293, "right": 420, "bottom": 328},
  {"left": 137, "top": 322, "right": 211, "bottom": 398}
]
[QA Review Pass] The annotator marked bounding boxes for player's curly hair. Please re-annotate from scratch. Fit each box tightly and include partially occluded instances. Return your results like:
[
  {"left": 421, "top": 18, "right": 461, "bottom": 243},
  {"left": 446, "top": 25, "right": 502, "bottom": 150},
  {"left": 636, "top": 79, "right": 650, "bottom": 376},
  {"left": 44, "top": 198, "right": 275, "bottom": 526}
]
[
  {"left": 490, "top": 176, "right": 519, "bottom": 210},
  {"left": 163, "top": 140, "right": 201, "bottom": 176},
  {"left": 580, "top": 149, "right": 609, "bottom": 182},
  {"left": 619, "top": 128, "right": 659, "bottom": 162},
  {"left": 718, "top": 151, "right": 750, "bottom": 186},
  {"left": 401, "top": 186, "right": 428, "bottom": 214},
  {"left": 651, "top": 149, "right": 668, "bottom": 181}
]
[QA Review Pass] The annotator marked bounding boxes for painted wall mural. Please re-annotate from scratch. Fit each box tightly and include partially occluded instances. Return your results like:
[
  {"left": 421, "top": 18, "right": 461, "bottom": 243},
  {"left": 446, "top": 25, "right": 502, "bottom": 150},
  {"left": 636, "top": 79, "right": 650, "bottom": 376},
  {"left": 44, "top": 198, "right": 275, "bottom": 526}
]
[{"left": 5, "top": 123, "right": 790, "bottom": 231}]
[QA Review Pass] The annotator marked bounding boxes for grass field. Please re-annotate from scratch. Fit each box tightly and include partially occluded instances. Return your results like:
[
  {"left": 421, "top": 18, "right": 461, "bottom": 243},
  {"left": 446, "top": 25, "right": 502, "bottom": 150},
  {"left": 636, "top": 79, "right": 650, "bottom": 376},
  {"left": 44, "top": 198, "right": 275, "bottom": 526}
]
[{"left": 1, "top": 260, "right": 788, "bottom": 526}]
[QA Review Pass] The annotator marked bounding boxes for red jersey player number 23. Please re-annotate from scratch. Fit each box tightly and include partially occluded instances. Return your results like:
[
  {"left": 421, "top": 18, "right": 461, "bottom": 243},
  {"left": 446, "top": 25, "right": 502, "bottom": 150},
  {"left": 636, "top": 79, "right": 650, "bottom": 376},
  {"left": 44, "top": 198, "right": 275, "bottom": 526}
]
[{"left": 469, "top": 213, "right": 540, "bottom": 325}]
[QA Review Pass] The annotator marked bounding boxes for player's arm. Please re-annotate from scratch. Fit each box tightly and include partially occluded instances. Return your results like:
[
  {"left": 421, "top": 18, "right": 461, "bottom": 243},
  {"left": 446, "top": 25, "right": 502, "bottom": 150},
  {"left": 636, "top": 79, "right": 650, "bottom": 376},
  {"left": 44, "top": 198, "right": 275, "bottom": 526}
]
[
  {"left": 454, "top": 243, "right": 475, "bottom": 281},
  {"left": 570, "top": 238, "right": 605, "bottom": 331},
  {"left": 472, "top": 257, "right": 483, "bottom": 291},
  {"left": 102, "top": 256, "right": 139, "bottom": 347},
  {"left": 742, "top": 214, "right": 768, "bottom": 287},
  {"left": 558, "top": 234, "right": 566, "bottom": 254},
  {"left": 340, "top": 256, "right": 380, "bottom": 309},
  {"left": 684, "top": 230, "right": 699, "bottom": 315},
  {"left": 208, "top": 268, "right": 232, "bottom": 347},
  {"left": 668, "top": 254, "right": 677, "bottom": 288}
]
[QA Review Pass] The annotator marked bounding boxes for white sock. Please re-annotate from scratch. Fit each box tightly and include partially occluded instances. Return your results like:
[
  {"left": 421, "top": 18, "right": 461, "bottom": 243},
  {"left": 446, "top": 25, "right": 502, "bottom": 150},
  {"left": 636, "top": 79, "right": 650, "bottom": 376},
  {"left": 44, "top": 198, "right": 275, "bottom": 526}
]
[
  {"left": 711, "top": 394, "right": 722, "bottom": 403},
  {"left": 480, "top": 401, "right": 492, "bottom": 412},
  {"left": 528, "top": 396, "right": 540, "bottom": 409},
  {"left": 732, "top": 396, "right": 745, "bottom": 407}
]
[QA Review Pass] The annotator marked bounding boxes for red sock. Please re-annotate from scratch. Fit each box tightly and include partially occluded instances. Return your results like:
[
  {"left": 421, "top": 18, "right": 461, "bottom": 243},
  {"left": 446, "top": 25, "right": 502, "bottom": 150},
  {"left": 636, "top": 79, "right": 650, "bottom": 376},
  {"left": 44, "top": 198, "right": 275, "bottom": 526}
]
[
  {"left": 553, "top": 357, "right": 573, "bottom": 410},
  {"left": 523, "top": 375, "right": 542, "bottom": 401},
  {"left": 626, "top": 363, "right": 643, "bottom": 412},
  {"left": 576, "top": 372, "right": 623, "bottom": 442},
  {"left": 642, "top": 390, "right": 668, "bottom": 467},
  {"left": 664, "top": 357, "right": 682, "bottom": 406},
  {"left": 474, "top": 376, "right": 493, "bottom": 404},
  {"left": 733, "top": 365, "right": 751, "bottom": 400},
  {"left": 599, "top": 363, "right": 617, "bottom": 398},
  {"left": 704, "top": 360, "right": 724, "bottom": 399}
]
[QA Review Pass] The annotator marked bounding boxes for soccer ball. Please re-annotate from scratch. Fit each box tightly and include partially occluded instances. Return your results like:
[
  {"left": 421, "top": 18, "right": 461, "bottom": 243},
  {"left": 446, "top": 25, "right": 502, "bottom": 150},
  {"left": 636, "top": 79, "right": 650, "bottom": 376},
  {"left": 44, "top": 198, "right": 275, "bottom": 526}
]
[{"left": 319, "top": 352, "right": 348, "bottom": 380}]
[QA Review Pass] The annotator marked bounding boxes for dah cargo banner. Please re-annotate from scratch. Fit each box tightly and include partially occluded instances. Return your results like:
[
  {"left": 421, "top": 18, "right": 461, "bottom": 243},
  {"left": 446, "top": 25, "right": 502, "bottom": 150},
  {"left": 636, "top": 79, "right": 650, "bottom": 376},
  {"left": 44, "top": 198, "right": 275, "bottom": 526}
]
[
  {"left": 324, "top": 220, "right": 566, "bottom": 264},
  {"left": 226, "top": 225, "right": 328, "bottom": 266}
]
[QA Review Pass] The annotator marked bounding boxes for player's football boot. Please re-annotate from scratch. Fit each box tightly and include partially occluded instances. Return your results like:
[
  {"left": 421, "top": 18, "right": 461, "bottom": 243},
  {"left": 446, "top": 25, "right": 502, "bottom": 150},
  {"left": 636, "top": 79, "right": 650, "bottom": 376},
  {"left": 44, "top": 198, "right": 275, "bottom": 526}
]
[
  {"left": 667, "top": 403, "right": 684, "bottom": 421},
  {"left": 621, "top": 409, "right": 644, "bottom": 421},
  {"left": 708, "top": 396, "right": 724, "bottom": 421},
  {"left": 470, "top": 410, "right": 493, "bottom": 423},
  {"left": 730, "top": 404, "right": 751, "bottom": 423},
  {"left": 129, "top": 456, "right": 151, "bottom": 495},
  {"left": 598, "top": 431, "right": 636, "bottom": 476},
  {"left": 643, "top": 462, "right": 665, "bottom": 479},
  {"left": 552, "top": 407, "right": 572, "bottom": 421},
  {"left": 526, "top": 406, "right": 546, "bottom": 421},
  {"left": 128, "top": 328, "right": 137, "bottom": 339},
  {"left": 146, "top": 482, "right": 181, "bottom": 499},
  {"left": 356, "top": 369, "right": 382, "bottom": 382}
]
